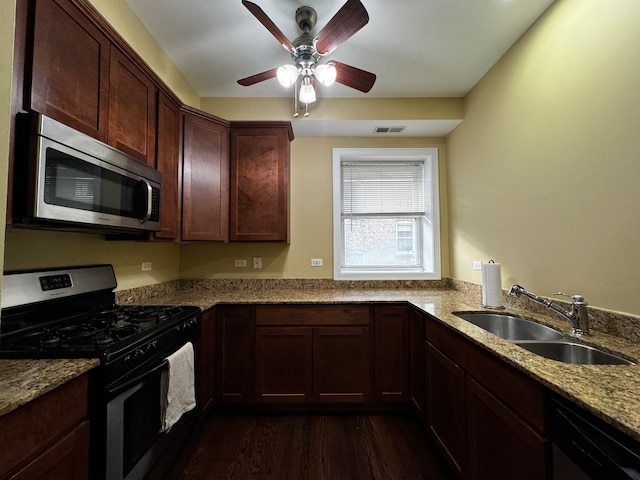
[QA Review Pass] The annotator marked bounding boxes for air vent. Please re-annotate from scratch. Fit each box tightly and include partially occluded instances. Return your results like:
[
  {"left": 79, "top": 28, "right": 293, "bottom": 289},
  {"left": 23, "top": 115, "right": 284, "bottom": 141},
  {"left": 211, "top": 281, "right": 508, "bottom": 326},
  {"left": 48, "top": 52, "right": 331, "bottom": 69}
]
[{"left": 374, "top": 126, "right": 406, "bottom": 134}]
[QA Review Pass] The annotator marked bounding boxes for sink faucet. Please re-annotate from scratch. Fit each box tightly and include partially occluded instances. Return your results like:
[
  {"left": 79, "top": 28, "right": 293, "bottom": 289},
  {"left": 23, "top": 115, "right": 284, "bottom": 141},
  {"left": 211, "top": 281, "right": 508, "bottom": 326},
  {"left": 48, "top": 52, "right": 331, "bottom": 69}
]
[{"left": 508, "top": 284, "right": 589, "bottom": 337}]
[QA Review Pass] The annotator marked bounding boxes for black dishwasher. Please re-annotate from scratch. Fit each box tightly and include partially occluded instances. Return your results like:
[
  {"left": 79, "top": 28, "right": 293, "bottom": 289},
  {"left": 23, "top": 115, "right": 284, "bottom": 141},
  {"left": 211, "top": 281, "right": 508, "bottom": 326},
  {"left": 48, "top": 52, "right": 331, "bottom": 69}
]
[{"left": 546, "top": 395, "right": 640, "bottom": 479}]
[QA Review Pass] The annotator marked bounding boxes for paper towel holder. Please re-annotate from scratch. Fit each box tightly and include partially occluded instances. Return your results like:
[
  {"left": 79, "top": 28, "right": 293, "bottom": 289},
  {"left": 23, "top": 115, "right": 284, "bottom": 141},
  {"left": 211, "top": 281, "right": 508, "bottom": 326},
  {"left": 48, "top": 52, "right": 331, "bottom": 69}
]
[{"left": 481, "top": 259, "right": 505, "bottom": 310}]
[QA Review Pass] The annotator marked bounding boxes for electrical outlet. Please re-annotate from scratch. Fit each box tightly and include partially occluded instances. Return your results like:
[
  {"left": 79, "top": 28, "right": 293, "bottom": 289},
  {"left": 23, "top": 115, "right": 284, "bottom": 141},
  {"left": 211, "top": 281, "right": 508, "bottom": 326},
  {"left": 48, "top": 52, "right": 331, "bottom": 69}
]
[
  {"left": 311, "top": 258, "right": 323, "bottom": 267},
  {"left": 472, "top": 261, "right": 482, "bottom": 270},
  {"left": 253, "top": 257, "right": 262, "bottom": 269},
  {"left": 141, "top": 262, "right": 152, "bottom": 271},
  {"left": 234, "top": 259, "right": 247, "bottom": 267}
]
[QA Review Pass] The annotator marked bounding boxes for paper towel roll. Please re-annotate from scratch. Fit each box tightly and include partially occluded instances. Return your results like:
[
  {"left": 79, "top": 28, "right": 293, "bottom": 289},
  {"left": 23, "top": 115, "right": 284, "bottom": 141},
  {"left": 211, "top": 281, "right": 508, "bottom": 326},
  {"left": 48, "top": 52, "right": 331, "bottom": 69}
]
[{"left": 482, "top": 261, "right": 503, "bottom": 309}]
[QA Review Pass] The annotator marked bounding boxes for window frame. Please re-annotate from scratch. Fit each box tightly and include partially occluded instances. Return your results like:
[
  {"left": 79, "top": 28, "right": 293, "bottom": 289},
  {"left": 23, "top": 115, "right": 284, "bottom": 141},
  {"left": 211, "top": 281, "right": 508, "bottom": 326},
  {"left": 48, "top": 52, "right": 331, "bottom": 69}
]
[{"left": 332, "top": 148, "right": 441, "bottom": 280}]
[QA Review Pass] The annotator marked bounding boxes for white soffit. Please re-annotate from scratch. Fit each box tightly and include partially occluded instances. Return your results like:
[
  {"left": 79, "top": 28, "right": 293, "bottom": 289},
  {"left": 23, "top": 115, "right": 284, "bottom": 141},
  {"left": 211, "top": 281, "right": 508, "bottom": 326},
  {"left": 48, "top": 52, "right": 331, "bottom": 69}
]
[{"left": 290, "top": 119, "right": 463, "bottom": 138}]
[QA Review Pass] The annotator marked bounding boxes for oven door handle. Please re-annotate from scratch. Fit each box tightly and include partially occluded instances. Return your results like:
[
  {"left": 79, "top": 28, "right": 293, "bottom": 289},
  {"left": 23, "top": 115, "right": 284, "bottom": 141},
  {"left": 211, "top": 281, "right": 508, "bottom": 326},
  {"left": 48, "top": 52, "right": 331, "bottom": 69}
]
[{"left": 107, "top": 359, "right": 167, "bottom": 398}]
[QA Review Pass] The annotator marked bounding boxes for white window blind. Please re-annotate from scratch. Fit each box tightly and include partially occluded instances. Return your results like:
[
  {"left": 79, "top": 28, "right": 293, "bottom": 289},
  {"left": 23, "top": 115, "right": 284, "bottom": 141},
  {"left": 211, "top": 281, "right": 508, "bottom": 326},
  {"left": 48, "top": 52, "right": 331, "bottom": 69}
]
[
  {"left": 341, "top": 162, "right": 425, "bottom": 216},
  {"left": 332, "top": 147, "right": 440, "bottom": 281}
]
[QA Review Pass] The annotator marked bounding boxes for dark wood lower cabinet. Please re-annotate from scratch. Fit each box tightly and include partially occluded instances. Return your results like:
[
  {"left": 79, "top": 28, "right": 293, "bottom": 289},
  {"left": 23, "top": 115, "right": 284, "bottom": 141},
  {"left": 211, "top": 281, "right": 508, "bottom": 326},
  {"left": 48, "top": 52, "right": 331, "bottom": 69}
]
[
  {"left": 426, "top": 343, "right": 466, "bottom": 478},
  {"left": 209, "top": 303, "right": 552, "bottom": 479},
  {"left": 255, "top": 326, "right": 313, "bottom": 403},
  {"left": 0, "top": 374, "right": 90, "bottom": 479},
  {"left": 8, "top": 421, "right": 90, "bottom": 480},
  {"left": 313, "top": 326, "right": 370, "bottom": 403},
  {"left": 425, "top": 315, "right": 550, "bottom": 480},
  {"left": 373, "top": 305, "right": 408, "bottom": 402},
  {"left": 409, "top": 308, "right": 426, "bottom": 420},
  {"left": 466, "top": 377, "right": 549, "bottom": 480},
  {"left": 196, "top": 308, "right": 215, "bottom": 418},
  {"left": 255, "top": 325, "right": 370, "bottom": 404},
  {"left": 215, "top": 305, "right": 254, "bottom": 404}
]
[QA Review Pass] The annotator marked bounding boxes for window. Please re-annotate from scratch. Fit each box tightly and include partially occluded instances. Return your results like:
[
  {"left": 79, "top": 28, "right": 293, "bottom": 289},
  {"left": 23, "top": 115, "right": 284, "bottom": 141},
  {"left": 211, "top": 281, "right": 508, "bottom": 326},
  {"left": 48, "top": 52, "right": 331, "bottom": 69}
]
[
  {"left": 332, "top": 148, "right": 440, "bottom": 280},
  {"left": 396, "top": 222, "right": 415, "bottom": 254}
]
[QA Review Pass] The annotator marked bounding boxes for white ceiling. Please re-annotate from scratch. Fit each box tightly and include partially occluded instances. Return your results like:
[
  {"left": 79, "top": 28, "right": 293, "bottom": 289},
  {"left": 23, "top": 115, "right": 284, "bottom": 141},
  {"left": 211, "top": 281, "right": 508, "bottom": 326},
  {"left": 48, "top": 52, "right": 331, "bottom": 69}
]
[{"left": 124, "top": 0, "right": 555, "bottom": 137}]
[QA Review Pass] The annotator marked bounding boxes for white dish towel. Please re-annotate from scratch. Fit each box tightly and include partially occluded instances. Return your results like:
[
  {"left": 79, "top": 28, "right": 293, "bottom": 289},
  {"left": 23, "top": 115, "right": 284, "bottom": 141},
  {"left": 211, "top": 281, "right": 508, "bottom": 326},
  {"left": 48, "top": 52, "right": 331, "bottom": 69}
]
[{"left": 160, "top": 341, "right": 196, "bottom": 433}]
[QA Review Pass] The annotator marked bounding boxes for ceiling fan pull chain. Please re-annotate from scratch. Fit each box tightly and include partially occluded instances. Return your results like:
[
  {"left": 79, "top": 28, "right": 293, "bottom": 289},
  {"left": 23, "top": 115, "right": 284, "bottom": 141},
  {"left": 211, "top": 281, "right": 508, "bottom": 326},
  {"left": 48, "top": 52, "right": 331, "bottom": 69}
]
[{"left": 293, "top": 76, "right": 300, "bottom": 118}]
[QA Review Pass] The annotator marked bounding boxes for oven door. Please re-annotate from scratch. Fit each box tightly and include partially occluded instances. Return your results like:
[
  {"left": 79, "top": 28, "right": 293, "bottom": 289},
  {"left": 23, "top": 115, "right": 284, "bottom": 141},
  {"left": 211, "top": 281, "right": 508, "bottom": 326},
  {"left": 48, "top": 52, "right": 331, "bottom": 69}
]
[{"left": 105, "top": 358, "right": 194, "bottom": 480}]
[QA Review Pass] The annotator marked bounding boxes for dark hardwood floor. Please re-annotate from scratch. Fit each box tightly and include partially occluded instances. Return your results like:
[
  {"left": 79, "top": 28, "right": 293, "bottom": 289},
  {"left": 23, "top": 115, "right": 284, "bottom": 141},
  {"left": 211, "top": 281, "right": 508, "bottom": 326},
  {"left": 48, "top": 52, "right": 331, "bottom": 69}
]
[{"left": 178, "top": 414, "right": 454, "bottom": 480}]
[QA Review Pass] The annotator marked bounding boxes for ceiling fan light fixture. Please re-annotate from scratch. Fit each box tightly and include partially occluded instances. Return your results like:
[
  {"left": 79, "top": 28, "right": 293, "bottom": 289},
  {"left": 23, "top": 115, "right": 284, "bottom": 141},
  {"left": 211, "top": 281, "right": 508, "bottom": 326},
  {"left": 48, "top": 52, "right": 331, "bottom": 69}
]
[
  {"left": 315, "top": 63, "right": 337, "bottom": 86},
  {"left": 299, "top": 76, "right": 316, "bottom": 104},
  {"left": 277, "top": 64, "right": 298, "bottom": 87}
]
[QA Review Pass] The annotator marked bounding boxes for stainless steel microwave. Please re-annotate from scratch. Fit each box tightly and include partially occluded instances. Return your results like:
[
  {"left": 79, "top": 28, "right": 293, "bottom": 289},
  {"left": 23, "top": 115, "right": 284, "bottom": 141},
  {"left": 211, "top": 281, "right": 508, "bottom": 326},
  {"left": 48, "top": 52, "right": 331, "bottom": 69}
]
[{"left": 13, "top": 113, "right": 161, "bottom": 233}]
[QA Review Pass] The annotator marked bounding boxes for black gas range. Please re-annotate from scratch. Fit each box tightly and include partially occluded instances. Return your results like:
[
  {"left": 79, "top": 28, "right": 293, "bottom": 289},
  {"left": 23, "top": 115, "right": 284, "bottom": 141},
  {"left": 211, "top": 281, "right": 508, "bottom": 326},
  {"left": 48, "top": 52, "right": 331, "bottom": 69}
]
[{"left": 0, "top": 264, "right": 201, "bottom": 480}]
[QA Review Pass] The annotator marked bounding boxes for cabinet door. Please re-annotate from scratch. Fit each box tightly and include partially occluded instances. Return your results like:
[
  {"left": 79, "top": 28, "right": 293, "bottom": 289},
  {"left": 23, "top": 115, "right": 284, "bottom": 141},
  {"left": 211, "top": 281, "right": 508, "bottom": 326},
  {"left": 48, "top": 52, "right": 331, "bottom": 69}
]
[
  {"left": 313, "top": 326, "right": 370, "bottom": 403},
  {"left": 426, "top": 343, "right": 466, "bottom": 478},
  {"left": 230, "top": 125, "right": 291, "bottom": 242},
  {"left": 196, "top": 309, "right": 215, "bottom": 418},
  {"left": 8, "top": 420, "right": 89, "bottom": 480},
  {"left": 409, "top": 308, "right": 426, "bottom": 420},
  {"left": 373, "top": 305, "right": 408, "bottom": 402},
  {"left": 108, "top": 48, "right": 157, "bottom": 165},
  {"left": 30, "top": 0, "right": 110, "bottom": 141},
  {"left": 154, "top": 93, "right": 181, "bottom": 239},
  {"left": 182, "top": 112, "right": 230, "bottom": 241},
  {"left": 256, "top": 327, "right": 313, "bottom": 403},
  {"left": 466, "top": 377, "right": 549, "bottom": 480},
  {"left": 215, "top": 306, "right": 254, "bottom": 403}
]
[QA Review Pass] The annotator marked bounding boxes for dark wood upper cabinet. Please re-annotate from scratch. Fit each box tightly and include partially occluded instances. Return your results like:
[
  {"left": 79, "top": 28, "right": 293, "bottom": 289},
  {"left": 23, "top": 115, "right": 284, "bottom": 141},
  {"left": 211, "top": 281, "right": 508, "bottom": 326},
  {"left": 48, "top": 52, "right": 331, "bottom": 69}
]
[
  {"left": 230, "top": 122, "right": 293, "bottom": 243},
  {"left": 107, "top": 48, "right": 157, "bottom": 165},
  {"left": 30, "top": 0, "right": 111, "bottom": 141},
  {"left": 154, "top": 93, "right": 181, "bottom": 239},
  {"left": 181, "top": 108, "right": 230, "bottom": 241}
]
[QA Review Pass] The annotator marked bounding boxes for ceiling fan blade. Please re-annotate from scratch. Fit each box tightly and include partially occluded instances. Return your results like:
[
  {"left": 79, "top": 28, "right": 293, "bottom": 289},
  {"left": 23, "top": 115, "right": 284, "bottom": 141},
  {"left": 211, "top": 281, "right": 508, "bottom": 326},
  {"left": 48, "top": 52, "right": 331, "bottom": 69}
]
[
  {"left": 332, "top": 61, "right": 376, "bottom": 93},
  {"left": 237, "top": 68, "right": 279, "bottom": 86},
  {"left": 314, "top": 0, "right": 369, "bottom": 56},
  {"left": 241, "top": 1, "right": 296, "bottom": 53}
]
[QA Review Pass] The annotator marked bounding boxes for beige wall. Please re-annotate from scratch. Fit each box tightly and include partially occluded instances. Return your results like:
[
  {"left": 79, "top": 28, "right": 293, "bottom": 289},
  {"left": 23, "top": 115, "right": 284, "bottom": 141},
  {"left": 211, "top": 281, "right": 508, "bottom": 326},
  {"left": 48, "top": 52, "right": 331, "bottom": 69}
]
[
  {"left": 0, "top": 0, "right": 17, "bottom": 291},
  {"left": 180, "top": 136, "right": 450, "bottom": 279},
  {"left": 447, "top": 0, "right": 640, "bottom": 314}
]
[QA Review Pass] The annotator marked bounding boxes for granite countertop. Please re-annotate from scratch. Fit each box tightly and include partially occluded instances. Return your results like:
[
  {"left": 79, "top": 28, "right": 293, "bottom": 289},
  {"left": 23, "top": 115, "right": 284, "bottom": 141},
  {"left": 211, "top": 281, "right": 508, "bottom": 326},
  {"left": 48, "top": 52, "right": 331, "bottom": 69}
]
[
  {"left": 3, "top": 281, "right": 640, "bottom": 445},
  {"left": 118, "top": 282, "right": 640, "bottom": 442},
  {"left": 0, "top": 358, "right": 99, "bottom": 417}
]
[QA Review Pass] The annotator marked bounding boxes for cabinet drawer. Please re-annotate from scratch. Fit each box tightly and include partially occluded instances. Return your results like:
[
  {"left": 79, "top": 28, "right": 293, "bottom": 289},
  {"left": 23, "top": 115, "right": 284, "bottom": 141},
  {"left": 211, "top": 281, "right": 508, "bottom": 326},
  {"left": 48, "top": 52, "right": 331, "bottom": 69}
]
[{"left": 255, "top": 305, "right": 369, "bottom": 326}]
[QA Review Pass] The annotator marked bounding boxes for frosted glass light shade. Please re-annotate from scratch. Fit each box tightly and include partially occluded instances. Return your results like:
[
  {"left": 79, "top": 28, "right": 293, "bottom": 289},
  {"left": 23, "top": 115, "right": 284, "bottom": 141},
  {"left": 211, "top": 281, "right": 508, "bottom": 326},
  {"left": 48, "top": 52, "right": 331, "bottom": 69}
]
[
  {"left": 315, "top": 63, "right": 337, "bottom": 86},
  {"left": 299, "top": 78, "right": 316, "bottom": 104},
  {"left": 277, "top": 65, "right": 298, "bottom": 87}
]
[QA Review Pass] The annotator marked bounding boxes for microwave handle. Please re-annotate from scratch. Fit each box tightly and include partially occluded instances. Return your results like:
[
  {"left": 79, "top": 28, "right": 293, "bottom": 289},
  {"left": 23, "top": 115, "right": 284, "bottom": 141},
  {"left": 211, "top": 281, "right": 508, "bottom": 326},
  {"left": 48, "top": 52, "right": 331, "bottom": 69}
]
[{"left": 137, "top": 178, "right": 153, "bottom": 224}]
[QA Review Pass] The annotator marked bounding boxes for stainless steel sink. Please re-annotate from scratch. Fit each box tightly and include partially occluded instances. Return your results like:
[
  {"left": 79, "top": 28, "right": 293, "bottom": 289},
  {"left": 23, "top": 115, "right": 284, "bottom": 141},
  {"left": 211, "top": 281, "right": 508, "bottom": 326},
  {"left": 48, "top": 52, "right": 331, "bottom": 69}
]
[
  {"left": 453, "top": 312, "right": 565, "bottom": 341},
  {"left": 515, "top": 341, "right": 634, "bottom": 365}
]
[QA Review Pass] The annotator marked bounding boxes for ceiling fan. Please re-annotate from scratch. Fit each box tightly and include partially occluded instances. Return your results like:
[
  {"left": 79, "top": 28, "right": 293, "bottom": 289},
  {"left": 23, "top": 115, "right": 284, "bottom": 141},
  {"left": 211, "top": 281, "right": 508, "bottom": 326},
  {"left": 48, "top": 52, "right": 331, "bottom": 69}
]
[{"left": 237, "top": 0, "right": 377, "bottom": 117}]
